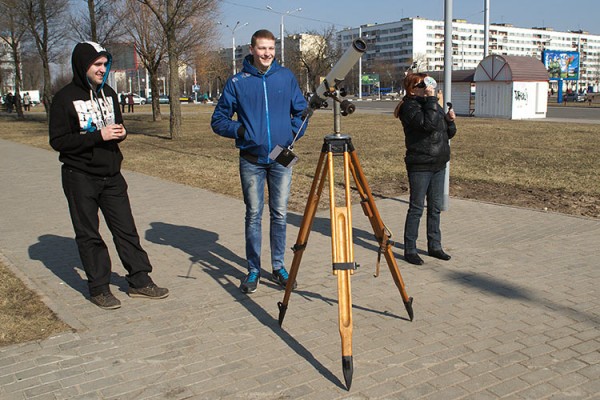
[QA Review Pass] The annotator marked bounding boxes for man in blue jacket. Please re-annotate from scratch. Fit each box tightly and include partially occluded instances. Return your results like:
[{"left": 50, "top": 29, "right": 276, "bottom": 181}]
[{"left": 211, "top": 29, "right": 307, "bottom": 294}]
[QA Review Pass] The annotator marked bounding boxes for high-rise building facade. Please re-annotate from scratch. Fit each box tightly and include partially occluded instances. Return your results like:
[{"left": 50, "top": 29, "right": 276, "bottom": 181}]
[{"left": 338, "top": 17, "right": 600, "bottom": 91}]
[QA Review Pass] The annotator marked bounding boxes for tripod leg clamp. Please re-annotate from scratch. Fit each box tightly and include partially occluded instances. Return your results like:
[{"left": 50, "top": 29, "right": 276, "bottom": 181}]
[
  {"left": 333, "top": 262, "right": 358, "bottom": 271},
  {"left": 291, "top": 243, "right": 307, "bottom": 253}
]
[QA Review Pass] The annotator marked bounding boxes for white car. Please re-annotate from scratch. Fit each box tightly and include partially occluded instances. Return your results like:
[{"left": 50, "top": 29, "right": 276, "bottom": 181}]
[{"left": 120, "top": 93, "right": 146, "bottom": 105}]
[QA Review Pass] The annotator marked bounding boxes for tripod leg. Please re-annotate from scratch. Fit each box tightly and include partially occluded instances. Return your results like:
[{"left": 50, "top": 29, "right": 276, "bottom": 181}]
[
  {"left": 329, "top": 151, "right": 355, "bottom": 390},
  {"left": 278, "top": 151, "right": 329, "bottom": 326},
  {"left": 349, "top": 150, "right": 414, "bottom": 321}
]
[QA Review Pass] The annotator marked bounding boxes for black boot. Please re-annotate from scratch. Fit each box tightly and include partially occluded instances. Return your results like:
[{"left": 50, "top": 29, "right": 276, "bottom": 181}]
[
  {"left": 428, "top": 249, "right": 451, "bottom": 261},
  {"left": 404, "top": 253, "right": 424, "bottom": 265}
]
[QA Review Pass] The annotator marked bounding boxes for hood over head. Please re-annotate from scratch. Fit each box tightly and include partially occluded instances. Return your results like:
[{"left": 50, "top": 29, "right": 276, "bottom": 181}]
[{"left": 71, "top": 41, "right": 112, "bottom": 92}]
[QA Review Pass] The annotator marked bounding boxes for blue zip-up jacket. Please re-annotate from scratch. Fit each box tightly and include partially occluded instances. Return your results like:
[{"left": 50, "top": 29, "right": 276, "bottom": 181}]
[{"left": 211, "top": 55, "right": 307, "bottom": 164}]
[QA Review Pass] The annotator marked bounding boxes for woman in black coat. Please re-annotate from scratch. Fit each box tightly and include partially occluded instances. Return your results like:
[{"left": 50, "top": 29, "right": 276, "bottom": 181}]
[{"left": 394, "top": 73, "right": 456, "bottom": 265}]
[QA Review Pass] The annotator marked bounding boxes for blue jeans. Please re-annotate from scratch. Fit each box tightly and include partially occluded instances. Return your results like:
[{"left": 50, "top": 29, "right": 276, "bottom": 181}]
[
  {"left": 403, "top": 168, "right": 445, "bottom": 254},
  {"left": 239, "top": 157, "right": 292, "bottom": 274}
]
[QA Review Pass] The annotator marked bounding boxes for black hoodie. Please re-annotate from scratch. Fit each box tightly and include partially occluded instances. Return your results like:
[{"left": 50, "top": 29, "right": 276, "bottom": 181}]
[{"left": 49, "top": 41, "right": 124, "bottom": 177}]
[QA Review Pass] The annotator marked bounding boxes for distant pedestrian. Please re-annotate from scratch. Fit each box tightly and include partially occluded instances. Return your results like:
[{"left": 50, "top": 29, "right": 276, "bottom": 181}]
[
  {"left": 49, "top": 41, "right": 169, "bottom": 310},
  {"left": 127, "top": 93, "right": 134, "bottom": 113},
  {"left": 5, "top": 92, "right": 14, "bottom": 113},
  {"left": 120, "top": 93, "right": 126, "bottom": 113},
  {"left": 23, "top": 92, "right": 31, "bottom": 111}
]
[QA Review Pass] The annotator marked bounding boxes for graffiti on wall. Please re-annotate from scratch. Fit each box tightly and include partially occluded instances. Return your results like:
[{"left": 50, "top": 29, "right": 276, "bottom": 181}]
[
  {"left": 514, "top": 88, "right": 529, "bottom": 109},
  {"left": 514, "top": 88, "right": 528, "bottom": 102}
]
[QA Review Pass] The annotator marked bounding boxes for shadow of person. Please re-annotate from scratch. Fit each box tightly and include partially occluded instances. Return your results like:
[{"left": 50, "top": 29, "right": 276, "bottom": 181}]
[
  {"left": 28, "top": 234, "right": 128, "bottom": 297},
  {"left": 443, "top": 270, "right": 600, "bottom": 326},
  {"left": 144, "top": 221, "right": 346, "bottom": 389}
]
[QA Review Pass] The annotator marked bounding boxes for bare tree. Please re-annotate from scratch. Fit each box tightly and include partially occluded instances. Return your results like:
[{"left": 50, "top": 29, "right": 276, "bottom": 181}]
[
  {"left": 20, "top": 52, "right": 45, "bottom": 91},
  {"left": 0, "top": 0, "right": 30, "bottom": 118},
  {"left": 70, "top": 0, "right": 127, "bottom": 45},
  {"left": 136, "top": 0, "right": 217, "bottom": 139},
  {"left": 369, "top": 59, "right": 402, "bottom": 93},
  {"left": 122, "top": 0, "right": 167, "bottom": 121},
  {"left": 194, "top": 49, "right": 228, "bottom": 100},
  {"left": 292, "top": 27, "right": 340, "bottom": 93},
  {"left": 19, "top": 0, "right": 69, "bottom": 116}
]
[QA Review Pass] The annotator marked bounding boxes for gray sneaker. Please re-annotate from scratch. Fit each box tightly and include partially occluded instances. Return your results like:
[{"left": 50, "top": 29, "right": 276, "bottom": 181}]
[
  {"left": 240, "top": 271, "right": 260, "bottom": 293},
  {"left": 90, "top": 292, "right": 121, "bottom": 310},
  {"left": 128, "top": 283, "right": 169, "bottom": 299},
  {"left": 272, "top": 267, "right": 297, "bottom": 289}
]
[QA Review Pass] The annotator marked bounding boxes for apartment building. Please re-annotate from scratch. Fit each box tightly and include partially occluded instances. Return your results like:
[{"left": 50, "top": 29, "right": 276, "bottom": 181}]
[{"left": 337, "top": 17, "right": 600, "bottom": 91}]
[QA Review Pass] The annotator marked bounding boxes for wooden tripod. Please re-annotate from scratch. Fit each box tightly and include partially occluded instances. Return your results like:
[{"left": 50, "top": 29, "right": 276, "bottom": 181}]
[{"left": 277, "top": 131, "right": 414, "bottom": 390}]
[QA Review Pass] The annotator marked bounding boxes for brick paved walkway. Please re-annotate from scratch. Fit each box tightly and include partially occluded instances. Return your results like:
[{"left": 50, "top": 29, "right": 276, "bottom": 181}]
[{"left": 0, "top": 138, "right": 598, "bottom": 399}]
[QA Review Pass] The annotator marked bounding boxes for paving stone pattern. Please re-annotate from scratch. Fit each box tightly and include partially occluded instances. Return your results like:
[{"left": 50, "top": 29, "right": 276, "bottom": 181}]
[{"left": 0, "top": 139, "right": 598, "bottom": 399}]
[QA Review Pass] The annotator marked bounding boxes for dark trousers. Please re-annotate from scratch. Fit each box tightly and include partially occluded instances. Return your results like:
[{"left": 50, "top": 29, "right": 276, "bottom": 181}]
[{"left": 61, "top": 167, "right": 152, "bottom": 296}]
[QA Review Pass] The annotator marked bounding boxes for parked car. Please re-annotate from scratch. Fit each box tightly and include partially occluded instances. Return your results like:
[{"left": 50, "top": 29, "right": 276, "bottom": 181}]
[
  {"left": 179, "top": 95, "right": 194, "bottom": 103},
  {"left": 147, "top": 95, "right": 170, "bottom": 104},
  {"left": 120, "top": 93, "right": 146, "bottom": 105},
  {"left": 564, "top": 92, "right": 585, "bottom": 102}
]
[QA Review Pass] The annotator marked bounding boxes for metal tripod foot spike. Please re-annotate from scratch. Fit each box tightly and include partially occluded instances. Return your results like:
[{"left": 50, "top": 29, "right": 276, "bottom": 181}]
[
  {"left": 405, "top": 297, "right": 414, "bottom": 321},
  {"left": 342, "top": 356, "right": 353, "bottom": 390},
  {"left": 277, "top": 302, "right": 287, "bottom": 326}
]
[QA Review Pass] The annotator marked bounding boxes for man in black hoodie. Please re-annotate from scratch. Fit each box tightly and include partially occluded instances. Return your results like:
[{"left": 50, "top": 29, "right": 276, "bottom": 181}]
[{"left": 49, "top": 41, "right": 168, "bottom": 310}]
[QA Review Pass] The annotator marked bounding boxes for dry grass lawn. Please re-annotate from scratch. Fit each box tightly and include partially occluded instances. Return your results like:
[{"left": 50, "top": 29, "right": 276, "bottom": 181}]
[{"left": 0, "top": 258, "right": 71, "bottom": 346}]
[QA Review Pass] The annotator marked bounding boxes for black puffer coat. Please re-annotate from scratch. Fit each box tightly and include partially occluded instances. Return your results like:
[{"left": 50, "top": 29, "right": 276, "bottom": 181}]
[{"left": 398, "top": 95, "right": 457, "bottom": 172}]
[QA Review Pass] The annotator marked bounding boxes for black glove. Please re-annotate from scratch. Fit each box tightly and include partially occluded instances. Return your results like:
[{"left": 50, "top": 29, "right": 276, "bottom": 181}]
[{"left": 237, "top": 125, "right": 245, "bottom": 139}]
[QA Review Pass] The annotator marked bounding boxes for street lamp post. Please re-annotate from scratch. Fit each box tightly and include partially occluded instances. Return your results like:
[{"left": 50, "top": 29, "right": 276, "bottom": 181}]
[
  {"left": 266, "top": 5, "right": 301, "bottom": 66},
  {"left": 219, "top": 21, "right": 248, "bottom": 75}
]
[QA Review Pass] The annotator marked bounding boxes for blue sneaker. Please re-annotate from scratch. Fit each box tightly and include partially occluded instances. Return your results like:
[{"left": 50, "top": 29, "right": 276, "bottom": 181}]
[
  {"left": 241, "top": 271, "right": 260, "bottom": 293},
  {"left": 272, "top": 267, "right": 297, "bottom": 289}
]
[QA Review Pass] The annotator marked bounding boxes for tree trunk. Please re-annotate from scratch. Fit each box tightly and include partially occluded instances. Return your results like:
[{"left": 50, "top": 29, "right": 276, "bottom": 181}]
[
  {"left": 167, "top": 52, "right": 182, "bottom": 140},
  {"left": 87, "top": 0, "right": 98, "bottom": 43},
  {"left": 165, "top": 1, "right": 181, "bottom": 140},
  {"left": 150, "top": 73, "right": 161, "bottom": 121},
  {"left": 42, "top": 54, "right": 52, "bottom": 121},
  {"left": 11, "top": 44, "right": 24, "bottom": 119}
]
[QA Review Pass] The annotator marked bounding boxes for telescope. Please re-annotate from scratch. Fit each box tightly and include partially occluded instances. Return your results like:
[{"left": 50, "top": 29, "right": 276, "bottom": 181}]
[
  {"left": 308, "top": 38, "right": 367, "bottom": 115},
  {"left": 279, "top": 35, "right": 415, "bottom": 391}
]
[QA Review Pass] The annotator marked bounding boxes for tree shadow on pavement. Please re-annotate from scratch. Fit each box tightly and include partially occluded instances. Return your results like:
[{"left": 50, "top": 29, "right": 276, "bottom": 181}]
[
  {"left": 144, "top": 222, "right": 346, "bottom": 389},
  {"left": 28, "top": 234, "right": 128, "bottom": 297}
]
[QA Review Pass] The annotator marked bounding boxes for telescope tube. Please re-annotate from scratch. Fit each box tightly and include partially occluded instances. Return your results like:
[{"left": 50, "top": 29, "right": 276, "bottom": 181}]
[{"left": 315, "top": 38, "right": 367, "bottom": 100}]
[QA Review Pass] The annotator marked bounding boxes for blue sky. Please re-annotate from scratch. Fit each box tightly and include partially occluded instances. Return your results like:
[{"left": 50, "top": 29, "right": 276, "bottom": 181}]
[{"left": 216, "top": 0, "right": 599, "bottom": 47}]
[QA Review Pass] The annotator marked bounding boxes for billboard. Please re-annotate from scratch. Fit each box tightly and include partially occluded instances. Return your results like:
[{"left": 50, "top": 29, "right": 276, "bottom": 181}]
[
  {"left": 542, "top": 50, "right": 579, "bottom": 81},
  {"left": 361, "top": 74, "right": 380, "bottom": 85}
]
